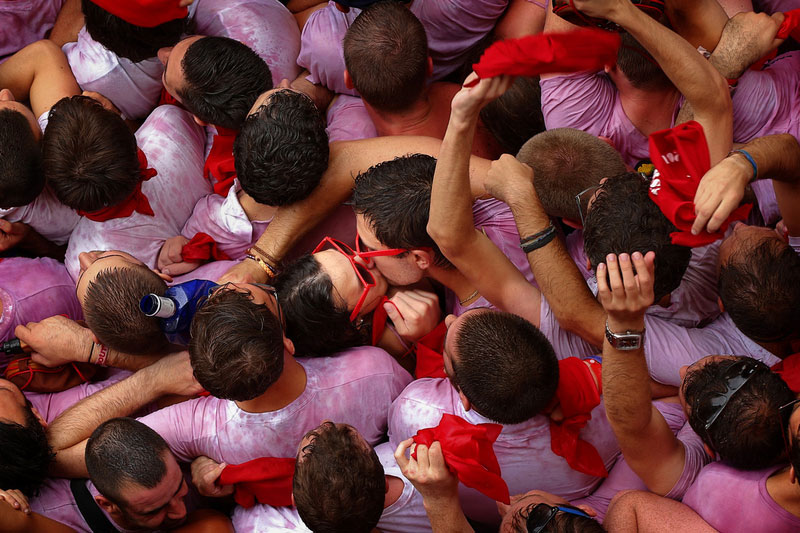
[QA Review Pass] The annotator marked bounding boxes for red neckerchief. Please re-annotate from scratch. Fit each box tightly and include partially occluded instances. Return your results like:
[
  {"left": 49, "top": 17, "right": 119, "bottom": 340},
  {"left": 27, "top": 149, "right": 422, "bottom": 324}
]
[
  {"left": 204, "top": 127, "right": 239, "bottom": 197},
  {"left": 772, "top": 350, "right": 800, "bottom": 394},
  {"left": 181, "top": 232, "right": 231, "bottom": 263},
  {"left": 218, "top": 457, "right": 296, "bottom": 508},
  {"left": 89, "top": 0, "right": 188, "bottom": 27},
  {"left": 466, "top": 28, "right": 620, "bottom": 86},
  {"left": 549, "top": 357, "right": 608, "bottom": 478},
  {"left": 158, "top": 88, "right": 183, "bottom": 108},
  {"left": 77, "top": 149, "right": 156, "bottom": 222},
  {"left": 752, "top": 10, "right": 800, "bottom": 70},
  {"left": 412, "top": 413, "right": 510, "bottom": 504},
  {"left": 414, "top": 321, "right": 448, "bottom": 379}
]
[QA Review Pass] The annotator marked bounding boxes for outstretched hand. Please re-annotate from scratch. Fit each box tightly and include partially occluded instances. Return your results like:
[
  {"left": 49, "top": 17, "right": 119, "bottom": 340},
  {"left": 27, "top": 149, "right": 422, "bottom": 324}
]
[
  {"left": 691, "top": 152, "right": 751, "bottom": 235},
  {"left": 451, "top": 72, "right": 514, "bottom": 124},
  {"left": 596, "top": 251, "right": 655, "bottom": 331},
  {"left": 395, "top": 438, "right": 459, "bottom": 504}
]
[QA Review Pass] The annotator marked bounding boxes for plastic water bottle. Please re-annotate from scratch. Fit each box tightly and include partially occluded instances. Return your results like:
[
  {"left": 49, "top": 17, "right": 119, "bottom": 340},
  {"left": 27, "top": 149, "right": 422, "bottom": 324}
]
[{"left": 139, "top": 279, "right": 218, "bottom": 345}]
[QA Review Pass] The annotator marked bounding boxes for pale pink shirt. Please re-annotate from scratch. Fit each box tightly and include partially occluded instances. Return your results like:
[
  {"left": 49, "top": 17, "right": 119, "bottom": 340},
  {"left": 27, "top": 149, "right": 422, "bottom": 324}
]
[
  {"left": 0, "top": 186, "right": 79, "bottom": 246},
  {"left": 0, "top": 257, "right": 82, "bottom": 341},
  {"left": 388, "top": 378, "right": 620, "bottom": 526},
  {"left": 683, "top": 463, "right": 800, "bottom": 532},
  {"left": 25, "top": 370, "right": 132, "bottom": 423},
  {"left": 231, "top": 442, "right": 432, "bottom": 533},
  {"left": 754, "top": 0, "right": 798, "bottom": 13},
  {"left": 65, "top": 105, "right": 210, "bottom": 281},
  {"left": 0, "top": 0, "right": 64, "bottom": 61},
  {"left": 325, "top": 95, "right": 378, "bottom": 142},
  {"left": 64, "top": 0, "right": 300, "bottom": 119},
  {"left": 298, "top": 0, "right": 507, "bottom": 95},
  {"left": 139, "top": 347, "right": 412, "bottom": 464}
]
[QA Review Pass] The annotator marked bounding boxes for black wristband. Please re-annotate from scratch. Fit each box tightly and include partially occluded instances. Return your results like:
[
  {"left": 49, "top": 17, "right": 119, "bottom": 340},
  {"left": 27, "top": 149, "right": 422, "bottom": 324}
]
[{"left": 520, "top": 224, "right": 557, "bottom": 253}]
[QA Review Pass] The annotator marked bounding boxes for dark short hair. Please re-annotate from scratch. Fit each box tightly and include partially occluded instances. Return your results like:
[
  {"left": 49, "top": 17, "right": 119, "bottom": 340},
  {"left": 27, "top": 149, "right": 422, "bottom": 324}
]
[
  {"left": 234, "top": 90, "right": 329, "bottom": 206},
  {"left": 189, "top": 287, "right": 284, "bottom": 401},
  {"left": 511, "top": 503, "right": 604, "bottom": 533},
  {"left": 86, "top": 418, "right": 169, "bottom": 505},
  {"left": 81, "top": 0, "right": 188, "bottom": 63},
  {"left": 479, "top": 77, "right": 545, "bottom": 155},
  {"left": 42, "top": 96, "right": 140, "bottom": 211},
  {"left": 0, "top": 402, "right": 54, "bottom": 496},
  {"left": 293, "top": 422, "right": 384, "bottom": 533},
  {"left": 616, "top": 32, "right": 671, "bottom": 90},
  {"left": 343, "top": 1, "right": 428, "bottom": 112},
  {"left": 0, "top": 109, "right": 44, "bottom": 208},
  {"left": 517, "top": 128, "right": 626, "bottom": 221},
  {"left": 719, "top": 238, "right": 800, "bottom": 343},
  {"left": 583, "top": 172, "right": 691, "bottom": 302},
  {"left": 352, "top": 154, "right": 451, "bottom": 268},
  {"left": 176, "top": 36, "right": 272, "bottom": 130},
  {"left": 83, "top": 266, "right": 169, "bottom": 355},
  {"left": 273, "top": 254, "right": 368, "bottom": 357},
  {"left": 451, "top": 311, "right": 559, "bottom": 424},
  {"left": 683, "top": 357, "right": 795, "bottom": 469}
]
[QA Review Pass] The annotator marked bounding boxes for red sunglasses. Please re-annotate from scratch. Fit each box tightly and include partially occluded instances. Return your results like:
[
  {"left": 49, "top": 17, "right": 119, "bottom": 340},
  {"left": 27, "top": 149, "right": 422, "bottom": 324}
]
[{"left": 313, "top": 235, "right": 406, "bottom": 322}]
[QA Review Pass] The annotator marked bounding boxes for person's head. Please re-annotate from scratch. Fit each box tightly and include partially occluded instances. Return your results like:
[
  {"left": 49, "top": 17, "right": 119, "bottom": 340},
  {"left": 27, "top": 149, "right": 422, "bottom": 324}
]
[
  {"left": 234, "top": 87, "right": 329, "bottom": 206},
  {"left": 443, "top": 309, "right": 559, "bottom": 424},
  {"left": 77, "top": 250, "right": 170, "bottom": 355},
  {"left": 87, "top": 418, "right": 188, "bottom": 530},
  {"left": 479, "top": 77, "right": 545, "bottom": 155},
  {"left": 293, "top": 421, "right": 385, "bottom": 533},
  {"left": 81, "top": 0, "right": 188, "bottom": 63},
  {"left": 352, "top": 154, "right": 450, "bottom": 286},
  {"left": 681, "top": 355, "right": 795, "bottom": 469},
  {"left": 335, "top": 0, "right": 411, "bottom": 9},
  {"left": 42, "top": 95, "right": 141, "bottom": 212},
  {"left": 583, "top": 172, "right": 691, "bottom": 302},
  {"left": 516, "top": 129, "right": 626, "bottom": 223},
  {"left": 158, "top": 36, "right": 272, "bottom": 130},
  {"left": 0, "top": 379, "right": 51, "bottom": 496},
  {"left": 343, "top": 1, "right": 428, "bottom": 112},
  {"left": 613, "top": 32, "right": 671, "bottom": 91},
  {"left": 274, "top": 249, "right": 388, "bottom": 357},
  {"left": 189, "top": 283, "right": 289, "bottom": 401},
  {"left": 498, "top": 490, "right": 601, "bottom": 533},
  {"left": 718, "top": 224, "right": 800, "bottom": 343},
  {"left": 0, "top": 91, "right": 44, "bottom": 208}
]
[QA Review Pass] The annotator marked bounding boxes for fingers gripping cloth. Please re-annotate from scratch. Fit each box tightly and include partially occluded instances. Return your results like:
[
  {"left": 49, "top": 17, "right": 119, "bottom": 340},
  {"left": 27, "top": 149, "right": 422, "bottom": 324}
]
[
  {"left": 204, "top": 128, "right": 239, "bottom": 197},
  {"left": 218, "top": 457, "right": 297, "bottom": 508},
  {"left": 76, "top": 149, "right": 156, "bottom": 222},
  {"left": 549, "top": 357, "right": 608, "bottom": 478},
  {"left": 648, "top": 121, "right": 751, "bottom": 247},
  {"left": 181, "top": 233, "right": 231, "bottom": 263},
  {"left": 412, "top": 413, "right": 510, "bottom": 504},
  {"left": 751, "top": 10, "right": 800, "bottom": 70},
  {"left": 466, "top": 29, "right": 621, "bottom": 86},
  {"left": 90, "top": 0, "right": 188, "bottom": 27}
]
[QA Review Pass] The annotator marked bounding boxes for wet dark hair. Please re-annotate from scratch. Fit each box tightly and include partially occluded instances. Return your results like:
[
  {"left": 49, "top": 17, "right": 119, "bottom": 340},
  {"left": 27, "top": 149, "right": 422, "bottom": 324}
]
[
  {"left": 616, "top": 32, "right": 671, "bottom": 90},
  {"left": 81, "top": 0, "right": 188, "bottom": 63},
  {"left": 176, "top": 36, "right": 272, "bottom": 130},
  {"left": 0, "top": 109, "right": 44, "bottom": 208},
  {"left": 511, "top": 503, "right": 604, "bottom": 533},
  {"left": 480, "top": 77, "right": 545, "bottom": 155},
  {"left": 0, "top": 402, "right": 54, "bottom": 497}
]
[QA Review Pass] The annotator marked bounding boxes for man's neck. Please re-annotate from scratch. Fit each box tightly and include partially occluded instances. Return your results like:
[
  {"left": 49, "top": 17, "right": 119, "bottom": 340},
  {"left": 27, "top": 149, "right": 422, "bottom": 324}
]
[
  {"left": 426, "top": 265, "right": 478, "bottom": 305},
  {"left": 384, "top": 475, "right": 405, "bottom": 508},
  {"left": 365, "top": 92, "right": 439, "bottom": 137},
  {"left": 766, "top": 467, "right": 800, "bottom": 517},
  {"left": 235, "top": 355, "right": 307, "bottom": 413},
  {"left": 611, "top": 71, "right": 680, "bottom": 138}
]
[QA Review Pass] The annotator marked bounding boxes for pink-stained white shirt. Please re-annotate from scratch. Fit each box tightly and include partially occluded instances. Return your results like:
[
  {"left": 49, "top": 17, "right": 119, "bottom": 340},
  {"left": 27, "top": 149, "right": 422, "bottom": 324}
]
[
  {"left": 139, "top": 347, "right": 412, "bottom": 464},
  {"left": 0, "top": 0, "right": 64, "bottom": 61},
  {"left": 388, "top": 378, "right": 620, "bottom": 526},
  {"left": 298, "top": 0, "right": 507, "bottom": 95},
  {"left": 25, "top": 370, "right": 131, "bottom": 423},
  {"left": 754, "top": 0, "right": 798, "bottom": 13},
  {"left": 0, "top": 187, "right": 79, "bottom": 246},
  {"left": 230, "top": 442, "right": 432, "bottom": 533},
  {"left": 683, "top": 463, "right": 800, "bottom": 533},
  {"left": 325, "top": 94, "right": 378, "bottom": 142},
  {"left": 64, "top": 0, "right": 300, "bottom": 119},
  {"left": 65, "top": 105, "right": 210, "bottom": 281},
  {"left": 0, "top": 257, "right": 83, "bottom": 342}
]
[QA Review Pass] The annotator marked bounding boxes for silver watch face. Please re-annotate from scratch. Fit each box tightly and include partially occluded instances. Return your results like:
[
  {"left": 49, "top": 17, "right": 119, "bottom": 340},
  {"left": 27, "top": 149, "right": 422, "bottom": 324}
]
[{"left": 606, "top": 331, "right": 643, "bottom": 351}]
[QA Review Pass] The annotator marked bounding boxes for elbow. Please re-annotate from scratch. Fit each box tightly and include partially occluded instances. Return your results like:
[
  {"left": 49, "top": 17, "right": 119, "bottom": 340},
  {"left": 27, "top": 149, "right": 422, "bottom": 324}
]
[{"left": 426, "top": 221, "right": 463, "bottom": 254}]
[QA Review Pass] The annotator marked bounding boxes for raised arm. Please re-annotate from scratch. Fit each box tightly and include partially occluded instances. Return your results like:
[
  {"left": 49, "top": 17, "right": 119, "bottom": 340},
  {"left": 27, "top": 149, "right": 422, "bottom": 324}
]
[{"left": 597, "top": 251, "right": 687, "bottom": 495}]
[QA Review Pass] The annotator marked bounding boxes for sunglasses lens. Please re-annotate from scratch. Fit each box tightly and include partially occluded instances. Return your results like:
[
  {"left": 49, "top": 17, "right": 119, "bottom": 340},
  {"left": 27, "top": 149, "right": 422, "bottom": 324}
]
[{"left": 354, "top": 263, "right": 374, "bottom": 284}]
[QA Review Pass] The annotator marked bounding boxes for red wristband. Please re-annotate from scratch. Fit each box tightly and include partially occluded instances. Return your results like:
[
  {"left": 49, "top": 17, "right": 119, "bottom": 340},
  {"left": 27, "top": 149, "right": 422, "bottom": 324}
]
[{"left": 95, "top": 344, "right": 109, "bottom": 367}]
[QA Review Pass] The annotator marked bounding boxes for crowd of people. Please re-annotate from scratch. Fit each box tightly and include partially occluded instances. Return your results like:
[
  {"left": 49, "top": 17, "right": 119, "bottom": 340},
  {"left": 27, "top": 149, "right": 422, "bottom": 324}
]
[{"left": 0, "top": 0, "right": 799, "bottom": 531}]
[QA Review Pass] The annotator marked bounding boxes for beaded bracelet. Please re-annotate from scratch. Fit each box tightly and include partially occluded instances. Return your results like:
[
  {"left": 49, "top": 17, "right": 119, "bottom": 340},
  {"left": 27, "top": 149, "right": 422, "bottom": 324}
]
[{"left": 246, "top": 253, "right": 278, "bottom": 277}]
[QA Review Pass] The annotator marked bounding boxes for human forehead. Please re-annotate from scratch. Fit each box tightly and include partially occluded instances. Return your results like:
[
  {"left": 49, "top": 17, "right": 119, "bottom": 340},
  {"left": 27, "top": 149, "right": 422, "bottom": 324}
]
[
  {"left": 222, "top": 283, "right": 279, "bottom": 315},
  {"left": 120, "top": 453, "right": 183, "bottom": 513}
]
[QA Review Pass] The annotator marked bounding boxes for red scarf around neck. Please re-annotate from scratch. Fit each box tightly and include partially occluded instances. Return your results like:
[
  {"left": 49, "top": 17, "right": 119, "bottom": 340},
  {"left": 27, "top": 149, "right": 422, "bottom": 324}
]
[
  {"left": 204, "top": 127, "right": 239, "bottom": 197},
  {"left": 77, "top": 149, "right": 156, "bottom": 222},
  {"left": 218, "top": 457, "right": 296, "bottom": 508}
]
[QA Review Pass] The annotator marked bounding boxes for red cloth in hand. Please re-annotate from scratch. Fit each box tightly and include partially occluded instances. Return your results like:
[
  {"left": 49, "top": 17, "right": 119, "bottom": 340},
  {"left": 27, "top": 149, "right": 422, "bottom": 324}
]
[
  {"left": 181, "top": 233, "right": 231, "bottom": 263},
  {"left": 749, "top": 10, "right": 800, "bottom": 71},
  {"left": 218, "top": 457, "right": 296, "bottom": 508},
  {"left": 89, "top": 0, "right": 187, "bottom": 27},
  {"left": 549, "top": 357, "right": 608, "bottom": 478},
  {"left": 412, "top": 413, "right": 510, "bottom": 504},
  {"left": 467, "top": 29, "right": 621, "bottom": 86},
  {"left": 648, "top": 121, "right": 751, "bottom": 247},
  {"left": 77, "top": 149, "right": 157, "bottom": 222},
  {"left": 414, "top": 321, "right": 447, "bottom": 379},
  {"left": 204, "top": 127, "right": 239, "bottom": 197},
  {"left": 772, "top": 352, "right": 800, "bottom": 394}
]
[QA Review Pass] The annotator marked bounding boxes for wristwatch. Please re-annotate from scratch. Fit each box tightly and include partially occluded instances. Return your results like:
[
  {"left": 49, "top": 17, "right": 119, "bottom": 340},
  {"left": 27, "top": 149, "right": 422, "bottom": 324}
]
[{"left": 605, "top": 320, "right": 645, "bottom": 351}]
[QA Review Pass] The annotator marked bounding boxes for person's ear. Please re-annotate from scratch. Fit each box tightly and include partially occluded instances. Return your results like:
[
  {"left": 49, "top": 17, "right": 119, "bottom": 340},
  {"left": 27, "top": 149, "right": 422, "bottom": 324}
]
[
  {"left": 426, "top": 56, "right": 433, "bottom": 78},
  {"left": 385, "top": 477, "right": 390, "bottom": 494},
  {"left": 702, "top": 442, "right": 716, "bottom": 459},
  {"left": 152, "top": 269, "right": 173, "bottom": 282},
  {"left": 95, "top": 495, "right": 120, "bottom": 517},
  {"left": 496, "top": 499, "right": 510, "bottom": 517},
  {"left": 791, "top": 466, "right": 797, "bottom": 485},
  {"left": 458, "top": 390, "right": 471, "bottom": 412},
  {"left": 192, "top": 115, "right": 208, "bottom": 127},
  {"left": 576, "top": 504, "right": 598, "bottom": 517},
  {"left": 562, "top": 218, "right": 582, "bottom": 230},
  {"left": 586, "top": 258, "right": 593, "bottom": 272},
  {"left": 412, "top": 249, "right": 432, "bottom": 270},
  {"left": 344, "top": 70, "right": 355, "bottom": 90},
  {"left": 334, "top": 2, "right": 350, "bottom": 12},
  {"left": 283, "top": 336, "right": 295, "bottom": 356},
  {"left": 718, "top": 297, "right": 725, "bottom": 313},
  {"left": 291, "top": 493, "right": 296, "bottom": 506}
]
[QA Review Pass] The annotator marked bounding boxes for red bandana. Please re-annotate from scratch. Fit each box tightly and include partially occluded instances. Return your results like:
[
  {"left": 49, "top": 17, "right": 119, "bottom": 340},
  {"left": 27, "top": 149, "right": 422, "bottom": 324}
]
[
  {"left": 77, "top": 149, "right": 157, "bottom": 222},
  {"left": 549, "top": 357, "right": 608, "bottom": 478},
  {"left": 772, "top": 351, "right": 800, "bottom": 394},
  {"left": 412, "top": 413, "right": 510, "bottom": 504},
  {"left": 414, "top": 321, "right": 448, "bottom": 379},
  {"left": 204, "top": 127, "right": 239, "bottom": 197},
  {"left": 752, "top": 10, "right": 800, "bottom": 70},
  {"left": 218, "top": 457, "right": 296, "bottom": 508},
  {"left": 648, "top": 121, "right": 751, "bottom": 247},
  {"left": 158, "top": 88, "right": 182, "bottom": 108},
  {"left": 467, "top": 29, "right": 621, "bottom": 86},
  {"left": 90, "top": 0, "right": 188, "bottom": 27},
  {"left": 181, "top": 233, "right": 231, "bottom": 263}
]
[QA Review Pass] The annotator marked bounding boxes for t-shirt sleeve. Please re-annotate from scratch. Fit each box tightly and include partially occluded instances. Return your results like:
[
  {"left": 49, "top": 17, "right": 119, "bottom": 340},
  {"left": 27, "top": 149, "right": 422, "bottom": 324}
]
[
  {"left": 540, "top": 71, "right": 616, "bottom": 137},
  {"left": 296, "top": 6, "right": 358, "bottom": 96},
  {"left": 26, "top": 369, "right": 132, "bottom": 423},
  {"left": 181, "top": 187, "right": 262, "bottom": 259},
  {"left": 388, "top": 382, "right": 449, "bottom": 449},
  {"left": 538, "top": 297, "right": 598, "bottom": 359},
  {"left": 137, "top": 397, "right": 216, "bottom": 463},
  {"left": 664, "top": 423, "right": 711, "bottom": 500}
]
